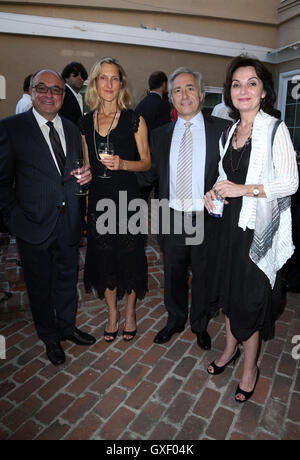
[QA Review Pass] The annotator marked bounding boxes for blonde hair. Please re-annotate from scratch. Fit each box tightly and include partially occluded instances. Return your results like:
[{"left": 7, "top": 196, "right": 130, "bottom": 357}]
[{"left": 85, "top": 57, "right": 133, "bottom": 111}]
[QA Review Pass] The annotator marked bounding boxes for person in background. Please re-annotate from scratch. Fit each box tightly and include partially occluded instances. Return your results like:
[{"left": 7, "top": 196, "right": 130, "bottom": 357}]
[
  {"left": 60, "top": 62, "right": 89, "bottom": 237},
  {"left": 285, "top": 150, "right": 300, "bottom": 292},
  {"left": 0, "top": 69, "right": 95, "bottom": 366},
  {"left": 59, "top": 62, "right": 88, "bottom": 124},
  {"left": 135, "top": 71, "right": 170, "bottom": 135},
  {"left": 136, "top": 71, "right": 171, "bottom": 202},
  {"left": 211, "top": 100, "right": 233, "bottom": 121},
  {"left": 204, "top": 55, "right": 298, "bottom": 403},
  {"left": 15, "top": 74, "right": 32, "bottom": 114},
  {"left": 79, "top": 57, "right": 150, "bottom": 343}
]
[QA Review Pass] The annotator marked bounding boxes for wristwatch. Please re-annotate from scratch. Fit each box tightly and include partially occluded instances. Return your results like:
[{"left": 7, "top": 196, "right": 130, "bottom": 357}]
[{"left": 253, "top": 185, "right": 259, "bottom": 197}]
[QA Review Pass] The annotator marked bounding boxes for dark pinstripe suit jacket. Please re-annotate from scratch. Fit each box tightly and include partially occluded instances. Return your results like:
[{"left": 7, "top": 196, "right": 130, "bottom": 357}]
[{"left": 0, "top": 108, "right": 82, "bottom": 245}]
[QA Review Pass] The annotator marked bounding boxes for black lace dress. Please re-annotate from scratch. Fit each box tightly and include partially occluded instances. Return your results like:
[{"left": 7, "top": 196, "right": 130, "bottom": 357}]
[
  {"left": 78, "top": 110, "right": 148, "bottom": 300},
  {"left": 210, "top": 140, "right": 282, "bottom": 342}
]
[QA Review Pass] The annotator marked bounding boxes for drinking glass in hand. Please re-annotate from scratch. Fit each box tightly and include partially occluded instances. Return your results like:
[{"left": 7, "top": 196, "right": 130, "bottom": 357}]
[
  {"left": 97, "top": 142, "right": 114, "bottom": 178},
  {"left": 72, "top": 159, "right": 87, "bottom": 196}
]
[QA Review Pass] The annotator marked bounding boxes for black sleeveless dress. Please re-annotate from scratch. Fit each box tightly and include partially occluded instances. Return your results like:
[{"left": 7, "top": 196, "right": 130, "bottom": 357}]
[
  {"left": 78, "top": 110, "right": 148, "bottom": 300},
  {"left": 210, "top": 140, "right": 282, "bottom": 342}
]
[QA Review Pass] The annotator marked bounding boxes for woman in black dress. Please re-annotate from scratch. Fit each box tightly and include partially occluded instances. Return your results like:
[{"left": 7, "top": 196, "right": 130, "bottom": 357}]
[
  {"left": 204, "top": 56, "right": 298, "bottom": 402},
  {"left": 79, "top": 57, "right": 150, "bottom": 342}
]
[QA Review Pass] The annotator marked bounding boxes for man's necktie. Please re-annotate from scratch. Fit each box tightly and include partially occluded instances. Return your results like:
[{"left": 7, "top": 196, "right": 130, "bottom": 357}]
[
  {"left": 46, "top": 121, "right": 66, "bottom": 175},
  {"left": 176, "top": 121, "right": 193, "bottom": 211}
]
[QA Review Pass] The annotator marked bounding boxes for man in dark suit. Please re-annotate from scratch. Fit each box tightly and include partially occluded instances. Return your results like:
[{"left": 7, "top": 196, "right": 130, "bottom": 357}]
[
  {"left": 59, "top": 62, "right": 88, "bottom": 124},
  {"left": 60, "top": 62, "right": 89, "bottom": 237},
  {"left": 0, "top": 69, "right": 95, "bottom": 365},
  {"left": 136, "top": 71, "right": 171, "bottom": 202},
  {"left": 136, "top": 71, "right": 170, "bottom": 135},
  {"left": 138, "top": 67, "right": 229, "bottom": 350}
]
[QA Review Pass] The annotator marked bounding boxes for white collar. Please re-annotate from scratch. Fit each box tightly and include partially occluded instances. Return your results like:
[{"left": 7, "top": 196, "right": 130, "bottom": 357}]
[
  {"left": 32, "top": 107, "right": 61, "bottom": 128},
  {"left": 177, "top": 111, "right": 204, "bottom": 127},
  {"left": 149, "top": 90, "right": 162, "bottom": 98}
]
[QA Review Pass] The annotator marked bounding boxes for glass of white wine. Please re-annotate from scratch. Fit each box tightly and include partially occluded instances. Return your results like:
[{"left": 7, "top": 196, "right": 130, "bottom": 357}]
[{"left": 97, "top": 142, "right": 114, "bottom": 178}]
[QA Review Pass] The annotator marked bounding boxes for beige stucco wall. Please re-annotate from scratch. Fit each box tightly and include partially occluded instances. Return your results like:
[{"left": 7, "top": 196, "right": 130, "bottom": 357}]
[
  {"left": 1, "top": 32, "right": 244, "bottom": 118},
  {"left": 277, "top": 15, "right": 300, "bottom": 47},
  {"left": 1, "top": 0, "right": 280, "bottom": 23},
  {"left": 0, "top": 1, "right": 278, "bottom": 47},
  {"left": 1, "top": 0, "right": 298, "bottom": 119}
]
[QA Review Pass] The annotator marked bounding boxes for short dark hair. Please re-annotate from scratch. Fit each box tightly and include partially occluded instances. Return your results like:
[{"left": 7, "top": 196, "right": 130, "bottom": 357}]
[
  {"left": 23, "top": 74, "right": 33, "bottom": 92},
  {"left": 61, "top": 62, "right": 88, "bottom": 81},
  {"left": 223, "top": 54, "right": 276, "bottom": 121},
  {"left": 148, "top": 71, "right": 168, "bottom": 91}
]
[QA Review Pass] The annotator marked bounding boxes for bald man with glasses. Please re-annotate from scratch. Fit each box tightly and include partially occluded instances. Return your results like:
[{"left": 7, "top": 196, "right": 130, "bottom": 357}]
[{"left": 0, "top": 69, "right": 95, "bottom": 365}]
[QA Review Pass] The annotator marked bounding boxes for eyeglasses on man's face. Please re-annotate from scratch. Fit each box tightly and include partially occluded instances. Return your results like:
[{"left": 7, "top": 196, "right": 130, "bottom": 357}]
[{"left": 32, "top": 84, "right": 65, "bottom": 95}]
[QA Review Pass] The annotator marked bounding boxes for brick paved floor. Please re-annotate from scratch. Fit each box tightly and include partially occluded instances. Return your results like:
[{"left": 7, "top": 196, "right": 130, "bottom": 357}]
[{"left": 0, "top": 232, "right": 300, "bottom": 440}]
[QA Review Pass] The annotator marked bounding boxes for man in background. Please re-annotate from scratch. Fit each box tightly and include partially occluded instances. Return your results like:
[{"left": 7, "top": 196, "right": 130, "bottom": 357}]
[
  {"left": 16, "top": 74, "right": 33, "bottom": 114},
  {"left": 59, "top": 62, "right": 88, "bottom": 124},
  {"left": 136, "top": 71, "right": 171, "bottom": 202},
  {"left": 136, "top": 70, "right": 171, "bottom": 135}
]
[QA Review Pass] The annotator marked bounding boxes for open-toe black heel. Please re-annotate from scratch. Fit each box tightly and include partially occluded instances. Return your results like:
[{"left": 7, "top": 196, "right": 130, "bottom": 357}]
[
  {"left": 235, "top": 367, "right": 260, "bottom": 403},
  {"left": 122, "top": 329, "right": 137, "bottom": 342},
  {"left": 104, "top": 328, "right": 118, "bottom": 343},
  {"left": 207, "top": 347, "right": 240, "bottom": 375}
]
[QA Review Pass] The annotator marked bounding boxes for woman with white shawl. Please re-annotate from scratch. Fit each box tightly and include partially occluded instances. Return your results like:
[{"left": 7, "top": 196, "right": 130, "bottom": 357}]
[{"left": 204, "top": 55, "right": 298, "bottom": 403}]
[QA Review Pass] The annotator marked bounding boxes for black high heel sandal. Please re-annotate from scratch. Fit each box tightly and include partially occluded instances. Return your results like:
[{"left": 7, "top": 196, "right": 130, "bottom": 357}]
[
  {"left": 104, "top": 325, "right": 119, "bottom": 343},
  {"left": 207, "top": 347, "right": 240, "bottom": 375},
  {"left": 122, "top": 329, "right": 137, "bottom": 342},
  {"left": 235, "top": 367, "right": 260, "bottom": 403}
]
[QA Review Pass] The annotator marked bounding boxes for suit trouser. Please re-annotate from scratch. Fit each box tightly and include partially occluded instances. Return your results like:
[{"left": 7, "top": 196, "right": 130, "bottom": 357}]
[
  {"left": 17, "top": 213, "right": 79, "bottom": 345},
  {"left": 161, "top": 212, "right": 209, "bottom": 334}
]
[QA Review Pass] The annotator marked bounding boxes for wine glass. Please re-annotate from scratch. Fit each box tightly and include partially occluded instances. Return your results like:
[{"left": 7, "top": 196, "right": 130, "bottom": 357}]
[
  {"left": 97, "top": 142, "right": 114, "bottom": 178},
  {"left": 72, "top": 159, "right": 87, "bottom": 196}
]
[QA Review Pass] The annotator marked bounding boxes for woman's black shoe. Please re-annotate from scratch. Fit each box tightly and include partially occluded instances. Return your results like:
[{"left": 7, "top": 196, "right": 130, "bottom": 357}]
[
  {"left": 235, "top": 367, "right": 260, "bottom": 403},
  {"left": 207, "top": 348, "right": 240, "bottom": 375}
]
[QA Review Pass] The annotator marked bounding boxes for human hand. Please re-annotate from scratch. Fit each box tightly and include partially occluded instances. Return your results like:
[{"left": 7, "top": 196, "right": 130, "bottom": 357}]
[
  {"left": 70, "top": 164, "right": 92, "bottom": 185},
  {"left": 101, "top": 154, "right": 124, "bottom": 171},
  {"left": 213, "top": 180, "right": 246, "bottom": 199}
]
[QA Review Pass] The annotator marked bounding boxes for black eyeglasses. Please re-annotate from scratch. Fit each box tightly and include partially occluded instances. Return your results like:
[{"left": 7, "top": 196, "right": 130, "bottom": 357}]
[
  {"left": 32, "top": 84, "right": 65, "bottom": 95},
  {"left": 71, "top": 71, "right": 86, "bottom": 79}
]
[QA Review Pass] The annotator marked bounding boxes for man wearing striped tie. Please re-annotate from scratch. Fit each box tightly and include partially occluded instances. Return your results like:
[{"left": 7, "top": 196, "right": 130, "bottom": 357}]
[{"left": 139, "top": 67, "right": 229, "bottom": 349}]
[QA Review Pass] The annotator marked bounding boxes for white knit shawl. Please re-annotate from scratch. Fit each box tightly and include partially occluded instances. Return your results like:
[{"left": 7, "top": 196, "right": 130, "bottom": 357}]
[{"left": 217, "top": 110, "right": 299, "bottom": 287}]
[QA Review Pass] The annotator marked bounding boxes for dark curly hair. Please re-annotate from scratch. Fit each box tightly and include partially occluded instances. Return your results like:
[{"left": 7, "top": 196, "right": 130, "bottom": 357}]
[
  {"left": 223, "top": 54, "right": 276, "bottom": 121},
  {"left": 61, "top": 62, "right": 88, "bottom": 81}
]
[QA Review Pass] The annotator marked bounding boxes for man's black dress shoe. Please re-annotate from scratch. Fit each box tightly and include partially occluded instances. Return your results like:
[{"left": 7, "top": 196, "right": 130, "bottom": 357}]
[
  {"left": 62, "top": 327, "right": 96, "bottom": 346},
  {"left": 45, "top": 342, "right": 65, "bottom": 366},
  {"left": 196, "top": 331, "right": 211, "bottom": 350},
  {"left": 153, "top": 325, "right": 184, "bottom": 344}
]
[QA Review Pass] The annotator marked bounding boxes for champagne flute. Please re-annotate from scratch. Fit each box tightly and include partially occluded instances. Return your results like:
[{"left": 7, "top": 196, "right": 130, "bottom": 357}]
[
  {"left": 97, "top": 142, "right": 114, "bottom": 178},
  {"left": 72, "top": 158, "right": 87, "bottom": 195}
]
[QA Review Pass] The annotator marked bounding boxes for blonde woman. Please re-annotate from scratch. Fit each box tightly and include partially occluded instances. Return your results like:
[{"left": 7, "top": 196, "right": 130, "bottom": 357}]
[{"left": 79, "top": 57, "right": 150, "bottom": 342}]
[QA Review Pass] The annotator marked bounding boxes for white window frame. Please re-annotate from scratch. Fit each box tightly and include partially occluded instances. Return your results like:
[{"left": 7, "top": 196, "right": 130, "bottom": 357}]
[{"left": 277, "top": 69, "right": 300, "bottom": 120}]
